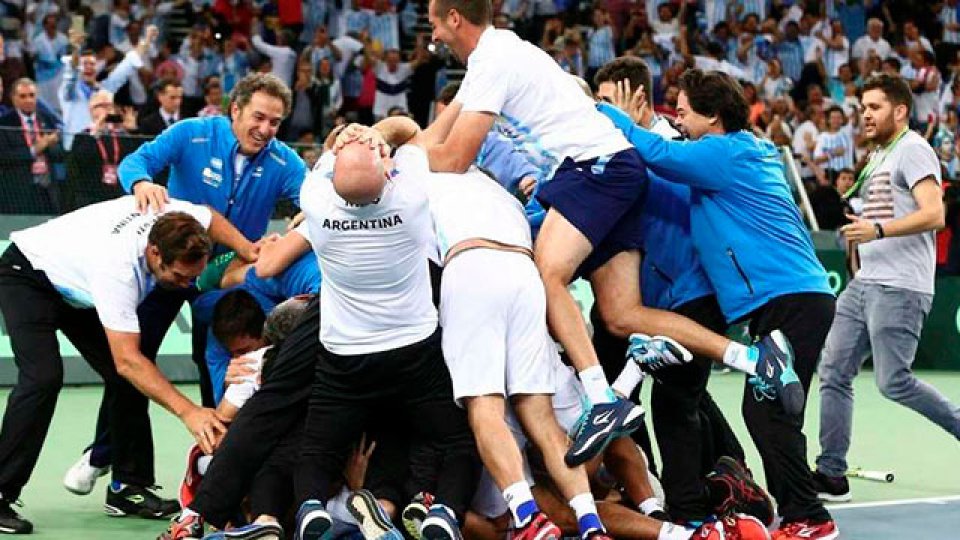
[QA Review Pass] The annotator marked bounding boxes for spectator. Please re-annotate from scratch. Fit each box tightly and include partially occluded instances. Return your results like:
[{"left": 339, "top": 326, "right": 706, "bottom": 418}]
[
  {"left": 650, "top": 1, "right": 684, "bottom": 40},
  {"left": 826, "top": 63, "right": 854, "bottom": 104},
  {"left": 742, "top": 81, "right": 765, "bottom": 127},
  {"left": 28, "top": 13, "right": 68, "bottom": 117},
  {"left": 0, "top": 77, "right": 63, "bottom": 214},
  {"left": 760, "top": 58, "right": 793, "bottom": 101},
  {"left": 281, "top": 60, "right": 336, "bottom": 142},
  {"left": 251, "top": 22, "right": 297, "bottom": 86},
  {"left": 369, "top": 0, "right": 399, "bottom": 51},
  {"left": 777, "top": 20, "right": 805, "bottom": 82},
  {"left": 903, "top": 20, "right": 934, "bottom": 54},
  {"left": 371, "top": 48, "right": 412, "bottom": 120},
  {"left": 407, "top": 33, "right": 443, "bottom": 129},
  {"left": 556, "top": 29, "right": 585, "bottom": 78},
  {"left": 810, "top": 167, "right": 855, "bottom": 231},
  {"left": 938, "top": 0, "right": 960, "bottom": 75},
  {"left": 301, "top": 25, "right": 341, "bottom": 75},
  {"left": 881, "top": 55, "right": 902, "bottom": 76},
  {"left": 814, "top": 105, "right": 856, "bottom": 182},
  {"left": 115, "top": 19, "right": 157, "bottom": 109},
  {"left": 852, "top": 18, "right": 891, "bottom": 73},
  {"left": 910, "top": 49, "right": 941, "bottom": 131},
  {"left": 821, "top": 19, "right": 851, "bottom": 82},
  {"left": 137, "top": 79, "right": 185, "bottom": 136},
  {"left": 793, "top": 104, "right": 824, "bottom": 186},
  {"left": 218, "top": 36, "right": 251, "bottom": 94},
  {"left": 197, "top": 80, "right": 225, "bottom": 118},
  {"left": 59, "top": 26, "right": 157, "bottom": 150},
  {"left": 586, "top": 6, "right": 616, "bottom": 85}
]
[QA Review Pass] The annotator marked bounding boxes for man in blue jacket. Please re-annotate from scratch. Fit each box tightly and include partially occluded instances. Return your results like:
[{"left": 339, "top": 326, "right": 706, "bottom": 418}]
[
  {"left": 599, "top": 69, "right": 838, "bottom": 540},
  {"left": 64, "top": 73, "right": 307, "bottom": 501}
]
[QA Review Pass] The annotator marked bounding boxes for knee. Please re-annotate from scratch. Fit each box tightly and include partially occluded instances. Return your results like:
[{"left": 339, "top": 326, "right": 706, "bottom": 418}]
[
  {"left": 24, "top": 367, "right": 63, "bottom": 396},
  {"left": 877, "top": 370, "right": 916, "bottom": 403}
]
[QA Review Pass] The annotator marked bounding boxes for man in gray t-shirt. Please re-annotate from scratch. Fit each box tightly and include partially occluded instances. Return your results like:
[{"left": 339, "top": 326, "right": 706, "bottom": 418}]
[{"left": 813, "top": 74, "right": 960, "bottom": 503}]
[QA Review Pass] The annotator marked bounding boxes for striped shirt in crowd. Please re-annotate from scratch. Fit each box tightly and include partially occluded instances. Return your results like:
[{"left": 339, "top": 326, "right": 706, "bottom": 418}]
[
  {"left": 345, "top": 9, "right": 371, "bottom": 34},
  {"left": 815, "top": 126, "right": 856, "bottom": 172},
  {"left": 942, "top": 5, "right": 960, "bottom": 45},
  {"left": 370, "top": 12, "right": 400, "bottom": 51},
  {"left": 823, "top": 37, "right": 850, "bottom": 79},
  {"left": 703, "top": 0, "right": 729, "bottom": 33},
  {"left": 737, "top": 0, "right": 766, "bottom": 19},
  {"left": 587, "top": 26, "right": 616, "bottom": 68},
  {"left": 777, "top": 40, "right": 804, "bottom": 81}
]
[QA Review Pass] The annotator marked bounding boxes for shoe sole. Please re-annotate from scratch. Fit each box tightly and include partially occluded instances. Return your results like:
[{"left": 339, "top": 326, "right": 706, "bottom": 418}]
[
  {"left": 564, "top": 404, "right": 646, "bottom": 467},
  {"left": 215, "top": 523, "right": 285, "bottom": 539},
  {"left": 297, "top": 509, "right": 332, "bottom": 540},
  {"left": 421, "top": 516, "right": 460, "bottom": 540},
  {"left": 816, "top": 492, "right": 852, "bottom": 503},
  {"left": 348, "top": 490, "right": 402, "bottom": 540},
  {"left": 104, "top": 503, "right": 177, "bottom": 520},
  {"left": 401, "top": 503, "right": 428, "bottom": 540},
  {"left": 714, "top": 457, "right": 774, "bottom": 525}
]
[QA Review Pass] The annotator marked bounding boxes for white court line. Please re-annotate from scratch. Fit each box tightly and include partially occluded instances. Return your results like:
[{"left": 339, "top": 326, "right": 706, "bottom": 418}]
[{"left": 827, "top": 495, "right": 960, "bottom": 510}]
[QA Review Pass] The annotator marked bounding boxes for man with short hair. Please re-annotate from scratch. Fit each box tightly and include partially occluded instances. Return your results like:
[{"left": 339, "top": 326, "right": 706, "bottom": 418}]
[
  {"left": 137, "top": 79, "right": 186, "bottom": 135},
  {"left": 815, "top": 73, "right": 960, "bottom": 504},
  {"left": 0, "top": 197, "right": 254, "bottom": 534}
]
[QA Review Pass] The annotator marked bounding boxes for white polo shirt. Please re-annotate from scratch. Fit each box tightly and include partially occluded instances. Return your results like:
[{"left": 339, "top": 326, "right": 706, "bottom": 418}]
[
  {"left": 424, "top": 167, "right": 532, "bottom": 261},
  {"left": 10, "top": 196, "right": 212, "bottom": 333},
  {"left": 300, "top": 146, "right": 438, "bottom": 355},
  {"left": 456, "top": 27, "right": 630, "bottom": 173}
]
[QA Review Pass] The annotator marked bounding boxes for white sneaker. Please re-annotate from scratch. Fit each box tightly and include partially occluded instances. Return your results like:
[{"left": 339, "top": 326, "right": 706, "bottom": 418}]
[{"left": 63, "top": 450, "right": 109, "bottom": 495}]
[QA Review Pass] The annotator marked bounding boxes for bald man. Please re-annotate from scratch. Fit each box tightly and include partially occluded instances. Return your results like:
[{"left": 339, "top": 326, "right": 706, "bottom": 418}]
[{"left": 292, "top": 139, "right": 479, "bottom": 540}]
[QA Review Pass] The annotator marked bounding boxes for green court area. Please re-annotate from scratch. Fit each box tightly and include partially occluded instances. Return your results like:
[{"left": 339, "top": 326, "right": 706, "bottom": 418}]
[{"left": 2, "top": 371, "right": 958, "bottom": 539}]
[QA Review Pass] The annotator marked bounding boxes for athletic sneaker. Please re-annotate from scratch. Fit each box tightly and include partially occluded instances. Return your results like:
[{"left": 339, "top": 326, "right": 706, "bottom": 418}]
[
  {"left": 347, "top": 489, "right": 404, "bottom": 540},
  {"left": 401, "top": 492, "right": 433, "bottom": 540},
  {"left": 105, "top": 483, "right": 180, "bottom": 519},
  {"left": 692, "top": 514, "right": 771, "bottom": 540},
  {"left": 0, "top": 499, "right": 32, "bottom": 535},
  {"left": 706, "top": 457, "right": 775, "bottom": 527},
  {"left": 294, "top": 499, "right": 332, "bottom": 540},
  {"left": 200, "top": 522, "right": 284, "bottom": 539},
  {"left": 63, "top": 449, "right": 110, "bottom": 496},
  {"left": 771, "top": 520, "right": 839, "bottom": 540},
  {"left": 158, "top": 513, "right": 204, "bottom": 540},
  {"left": 420, "top": 506, "right": 462, "bottom": 540},
  {"left": 508, "top": 512, "right": 561, "bottom": 540},
  {"left": 179, "top": 444, "right": 205, "bottom": 509},
  {"left": 751, "top": 331, "right": 805, "bottom": 416},
  {"left": 811, "top": 471, "right": 851, "bottom": 503},
  {"left": 564, "top": 397, "right": 645, "bottom": 466},
  {"left": 626, "top": 334, "right": 693, "bottom": 373}
]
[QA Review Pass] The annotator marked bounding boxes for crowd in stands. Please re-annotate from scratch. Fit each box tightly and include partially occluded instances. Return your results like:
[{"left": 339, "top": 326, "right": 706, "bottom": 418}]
[{"left": 0, "top": 0, "right": 956, "bottom": 270}]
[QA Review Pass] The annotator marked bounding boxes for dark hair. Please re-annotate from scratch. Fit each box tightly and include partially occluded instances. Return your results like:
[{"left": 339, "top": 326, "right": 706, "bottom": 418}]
[
  {"left": 212, "top": 289, "right": 265, "bottom": 345},
  {"left": 826, "top": 105, "right": 845, "bottom": 118},
  {"left": 837, "top": 167, "right": 855, "bottom": 176},
  {"left": 431, "top": 0, "right": 492, "bottom": 25},
  {"left": 594, "top": 57, "right": 653, "bottom": 104},
  {"left": 678, "top": 69, "right": 749, "bottom": 133},
  {"left": 438, "top": 81, "right": 461, "bottom": 105},
  {"left": 862, "top": 72, "right": 913, "bottom": 112},
  {"left": 228, "top": 72, "right": 293, "bottom": 117},
  {"left": 147, "top": 212, "right": 211, "bottom": 266},
  {"left": 156, "top": 78, "right": 182, "bottom": 95},
  {"left": 881, "top": 57, "right": 902, "bottom": 71}
]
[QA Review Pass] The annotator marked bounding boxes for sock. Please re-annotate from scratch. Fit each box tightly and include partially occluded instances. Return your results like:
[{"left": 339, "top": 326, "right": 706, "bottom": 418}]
[
  {"left": 197, "top": 455, "right": 212, "bottom": 476},
  {"left": 503, "top": 482, "right": 538, "bottom": 527},
  {"left": 579, "top": 366, "right": 616, "bottom": 405},
  {"left": 658, "top": 522, "right": 695, "bottom": 540},
  {"left": 722, "top": 342, "right": 757, "bottom": 375},
  {"left": 638, "top": 497, "right": 663, "bottom": 516},
  {"left": 569, "top": 493, "right": 603, "bottom": 538},
  {"left": 179, "top": 507, "right": 200, "bottom": 521},
  {"left": 612, "top": 361, "right": 645, "bottom": 397},
  {"left": 110, "top": 480, "right": 125, "bottom": 492}
]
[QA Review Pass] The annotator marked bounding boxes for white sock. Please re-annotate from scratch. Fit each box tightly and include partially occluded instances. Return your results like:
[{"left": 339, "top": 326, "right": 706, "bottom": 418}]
[
  {"left": 579, "top": 366, "right": 615, "bottom": 404},
  {"left": 612, "top": 361, "right": 645, "bottom": 397},
  {"left": 179, "top": 507, "right": 199, "bottom": 521},
  {"left": 197, "top": 455, "right": 212, "bottom": 476},
  {"left": 658, "top": 521, "right": 694, "bottom": 540},
  {"left": 569, "top": 492, "right": 603, "bottom": 536},
  {"left": 722, "top": 342, "right": 757, "bottom": 375},
  {"left": 503, "top": 481, "right": 538, "bottom": 527},
  {"left": 638, "top": 497, "right": 663, "bottom": 516}
]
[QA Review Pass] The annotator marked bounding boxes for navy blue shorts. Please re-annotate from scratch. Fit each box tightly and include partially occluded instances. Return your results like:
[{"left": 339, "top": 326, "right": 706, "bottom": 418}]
[{"left": 537, "top": 148, "right": 648, "bottom": 279}]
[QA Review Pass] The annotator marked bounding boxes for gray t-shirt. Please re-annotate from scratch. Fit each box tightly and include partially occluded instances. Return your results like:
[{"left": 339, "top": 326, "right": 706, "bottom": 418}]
[{"left": 856, "top": 130, "right": 941, "bottom": 294}]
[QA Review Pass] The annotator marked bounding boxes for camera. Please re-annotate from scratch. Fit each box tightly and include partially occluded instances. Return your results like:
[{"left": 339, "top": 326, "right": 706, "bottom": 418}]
[{"left": 105, "top": 113, "right": 124, "bottom": 123}]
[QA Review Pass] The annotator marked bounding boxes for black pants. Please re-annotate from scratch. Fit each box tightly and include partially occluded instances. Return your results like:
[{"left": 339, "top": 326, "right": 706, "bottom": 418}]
[
  {"left": 592, "top": 297, "right": 745, "bottom": 520},
  {"left": 190, "top": 297, "right": 320, "bottom": 529},
  {"left": 295, "top": 330, "right": 480, "bottom": 520},
  {"left": 742, "top": 293, "right": 835, "bottom": 524},
  {"left": 0, "top": 245, "right": 154, "bottom": 500}
]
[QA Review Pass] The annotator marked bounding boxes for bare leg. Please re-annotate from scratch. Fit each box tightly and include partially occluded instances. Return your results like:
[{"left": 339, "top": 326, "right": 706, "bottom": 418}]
[
  {"left": 513, "top": 394, "right": 591, "bottom": 500},
  {"left": 463, "top": 395, "right": 527, "bottom": 491},
  {"left": 531, "top": 485, "right": 665, "bottom": 540},
  {"left": 603, "top": 437, "right": 655, "bottom": 506}
]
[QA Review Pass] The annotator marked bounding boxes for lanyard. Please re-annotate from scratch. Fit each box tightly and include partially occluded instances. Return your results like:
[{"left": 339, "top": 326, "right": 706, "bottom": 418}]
[
  {"left": 18, "top": 113, "right": 40, "bottom": 149},
  {"left": 94, "top": 127, "right": 121, "bottom": 165},
  {"left": 845, "top": 126, "right": 909, "bottom": 199}
]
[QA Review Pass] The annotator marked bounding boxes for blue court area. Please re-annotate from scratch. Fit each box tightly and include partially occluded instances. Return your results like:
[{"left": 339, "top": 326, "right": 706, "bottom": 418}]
[{"left": 1, "top": 370, "right": 958, "bottom": 539}]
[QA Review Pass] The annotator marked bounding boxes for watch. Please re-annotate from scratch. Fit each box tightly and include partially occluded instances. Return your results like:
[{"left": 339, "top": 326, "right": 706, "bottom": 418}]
[{"left": 874, "top": 222, "right": 885, "bottom": 239}]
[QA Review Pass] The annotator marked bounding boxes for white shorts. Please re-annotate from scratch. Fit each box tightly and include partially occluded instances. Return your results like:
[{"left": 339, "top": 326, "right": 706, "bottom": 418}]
[
  {"left": 469, "top": 362, "right": 587, "bottom": 519},
  {"left": 440, "top": 249, "right": 557, "bottom": 405}
]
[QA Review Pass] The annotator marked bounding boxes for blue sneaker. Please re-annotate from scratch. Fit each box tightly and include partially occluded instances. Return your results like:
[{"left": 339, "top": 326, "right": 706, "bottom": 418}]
[
  {"left": 201, "top": 522, "right": 283, "bottom": 539},
  {"left": 294, "top": 500, "right": 332, "bottom": 540},
  {"left": 626, "top": 334, "right": 693, "bottom": 374},
  {"left": 420, "top": 505, "right": 462, "bottom": 540},
  {"left": 564, "top": 397, "right": 645, "bottom": 466},
  {"left": 752, "top": 330, "right": 804, "bottom": 416},
  {"left": 347, "top": 490, "right": 404, "bottom": 540}
]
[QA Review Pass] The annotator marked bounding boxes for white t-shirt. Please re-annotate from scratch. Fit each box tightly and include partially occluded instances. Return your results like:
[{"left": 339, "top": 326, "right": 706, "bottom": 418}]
[
  {"left": 373, "top": 62, "right": 413, "bottom": 118},
  {"left": 300, "top": 147, "right": 438, "bottom": 355},
  {"left": 851, "top": 35, "right": 891, "bottom": 60},
  {"left": 10, "top": 196, "right": 212, "bottom": 333},
  {"left": 424, "top": 167, "right": 532, "bottom": 261},
  {"left": 824, "top": 37, "right": 850, "bottom": 78},
  {"left": 222, "top": 346, "right": 268, "bottom": 409},
  {"left": 456, "top": 27, "right": 629, "bottom": 172}
]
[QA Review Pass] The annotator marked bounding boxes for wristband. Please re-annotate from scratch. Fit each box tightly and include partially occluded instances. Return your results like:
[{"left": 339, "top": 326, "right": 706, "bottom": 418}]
[{"left": 874, "top": 222, "right": 885, "bottom": 239}]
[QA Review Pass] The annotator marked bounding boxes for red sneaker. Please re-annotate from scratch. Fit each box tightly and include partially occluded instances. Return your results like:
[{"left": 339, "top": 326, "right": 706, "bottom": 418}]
[
  {"left": 178, "top": 444, "right": 204, "bottom": 509},
  {"left": 725, "top": 514, "right": 771, "bottom": 540},
  {"left": 772, "top": 520, "right": 839, "bottom": 540},
  {"left": 509, "top": 513, "right": 561, "bottom": 540},
  {"left": 157, "top": 512, "right": 203, "bottom": 540}
]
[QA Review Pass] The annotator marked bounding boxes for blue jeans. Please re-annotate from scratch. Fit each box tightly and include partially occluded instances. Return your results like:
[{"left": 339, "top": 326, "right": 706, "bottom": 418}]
[{"left": 816, "top": 279, "right": 960, "bottom": 476}]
